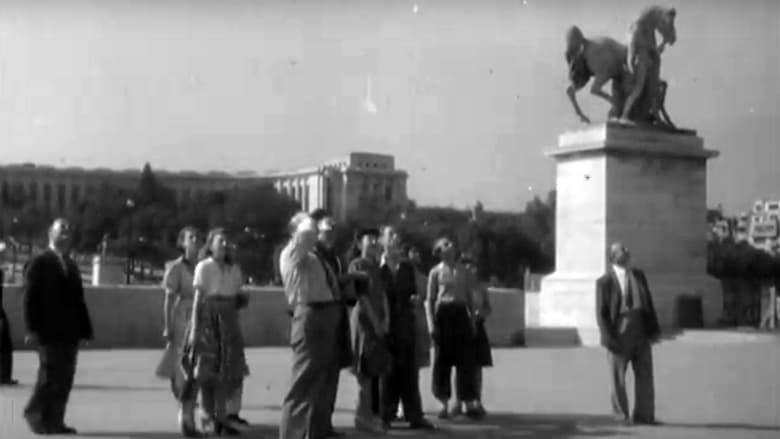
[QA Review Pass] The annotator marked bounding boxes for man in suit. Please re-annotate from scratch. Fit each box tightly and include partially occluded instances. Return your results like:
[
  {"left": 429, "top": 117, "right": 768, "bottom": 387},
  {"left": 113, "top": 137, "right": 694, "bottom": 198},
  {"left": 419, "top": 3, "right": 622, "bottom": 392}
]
[
  {"left": 23, "top": 218, "right": 94, "bottom": 435},
  {"left": 596, "top": 242, "right": 661, "bottom": 426},
  {"left": 278, "top": 212, "right": 343, "bottom": 439},
  {"left": 1, "top": 262, "right": 19, "bottom": 386}
]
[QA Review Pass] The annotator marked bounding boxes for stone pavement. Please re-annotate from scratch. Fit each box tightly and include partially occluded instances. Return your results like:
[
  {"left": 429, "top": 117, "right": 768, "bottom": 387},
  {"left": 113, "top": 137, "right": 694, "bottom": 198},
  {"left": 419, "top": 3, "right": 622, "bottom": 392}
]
[{"left": 1, "top": 339, "right": 779, "bottom": 438}]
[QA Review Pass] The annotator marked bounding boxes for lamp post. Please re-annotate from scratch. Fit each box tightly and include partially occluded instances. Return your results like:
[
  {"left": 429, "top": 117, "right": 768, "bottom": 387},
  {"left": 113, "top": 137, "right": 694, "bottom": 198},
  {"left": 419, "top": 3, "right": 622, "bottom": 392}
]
[{"left": 125, "top": 198, "right": 135, "bottom": 284}]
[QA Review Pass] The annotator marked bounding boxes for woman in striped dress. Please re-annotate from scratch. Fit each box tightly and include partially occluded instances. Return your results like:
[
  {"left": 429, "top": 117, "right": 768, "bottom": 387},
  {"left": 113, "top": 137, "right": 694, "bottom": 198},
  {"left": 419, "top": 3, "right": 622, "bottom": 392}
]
[{"left": 185, "top": 228, "right": 249, "bottom": 436}]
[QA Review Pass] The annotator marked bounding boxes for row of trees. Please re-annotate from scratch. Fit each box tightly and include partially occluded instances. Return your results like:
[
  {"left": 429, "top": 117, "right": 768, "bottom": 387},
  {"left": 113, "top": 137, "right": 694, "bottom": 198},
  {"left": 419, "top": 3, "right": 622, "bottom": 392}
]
[{"left": 0, "top": 164, "right": 557, "bottom": 287}]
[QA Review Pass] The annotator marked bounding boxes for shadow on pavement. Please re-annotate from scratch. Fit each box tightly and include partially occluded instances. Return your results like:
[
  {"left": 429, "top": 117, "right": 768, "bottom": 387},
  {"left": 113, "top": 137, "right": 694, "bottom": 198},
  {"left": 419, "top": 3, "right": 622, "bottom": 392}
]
[
  {"left": 239, "top": 409, "right": 630, "bottom": 438},
  {"left": 74, "top": 384, "right": 164, "bottom": 392},
  {"left": 661, "top": 422, "right": 780, "bottom": 431},
  {"left": 81, "top": 424, "right": 278, "bottom": 438}
]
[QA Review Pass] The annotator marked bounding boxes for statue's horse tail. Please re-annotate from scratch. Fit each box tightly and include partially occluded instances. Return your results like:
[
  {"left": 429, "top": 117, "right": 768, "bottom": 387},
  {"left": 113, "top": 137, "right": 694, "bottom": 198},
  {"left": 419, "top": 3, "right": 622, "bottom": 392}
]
[{"left": 565, "top": 25, "right": 586, "bottom": 64}]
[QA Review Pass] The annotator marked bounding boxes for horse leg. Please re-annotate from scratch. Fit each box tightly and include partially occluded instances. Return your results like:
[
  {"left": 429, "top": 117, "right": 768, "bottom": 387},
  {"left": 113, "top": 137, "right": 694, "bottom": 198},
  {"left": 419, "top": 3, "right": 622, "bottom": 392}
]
[
  {"left": 621, "top": 59, "right": 648, "bottom": 121},
  {"left": 566, "top": 84, "right": 591, "bottom": 124},
  {"left": 657, "top": 81, "right": 676, "bottom": 128},
  {"left": 589, "top": 75, "right": 614, "bottom": 108}
]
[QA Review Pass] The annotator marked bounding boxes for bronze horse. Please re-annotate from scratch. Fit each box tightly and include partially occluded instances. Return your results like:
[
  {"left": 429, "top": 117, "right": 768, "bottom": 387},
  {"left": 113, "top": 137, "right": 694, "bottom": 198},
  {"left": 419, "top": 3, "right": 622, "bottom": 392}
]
[{"left": 565, "top": 6, "right": 677, "bottom": 127}]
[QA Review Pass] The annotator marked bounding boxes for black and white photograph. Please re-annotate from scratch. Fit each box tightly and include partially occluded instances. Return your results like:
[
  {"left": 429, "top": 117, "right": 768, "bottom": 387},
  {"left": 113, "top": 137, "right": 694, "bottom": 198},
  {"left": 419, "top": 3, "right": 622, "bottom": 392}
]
[{"left": 0, "top": 1, "right": 778, "bottom": 438}]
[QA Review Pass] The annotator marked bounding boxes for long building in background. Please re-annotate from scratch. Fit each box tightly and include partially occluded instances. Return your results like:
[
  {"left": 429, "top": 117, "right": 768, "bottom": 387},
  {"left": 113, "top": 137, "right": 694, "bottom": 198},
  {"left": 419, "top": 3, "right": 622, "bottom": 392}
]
[{"left": 0, "top": 151, "right": 408, "bottom": 222}]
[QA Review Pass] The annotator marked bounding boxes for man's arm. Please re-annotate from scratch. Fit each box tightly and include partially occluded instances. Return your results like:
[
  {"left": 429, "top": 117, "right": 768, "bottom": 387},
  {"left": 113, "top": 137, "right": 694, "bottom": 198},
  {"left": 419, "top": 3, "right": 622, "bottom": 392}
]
[
  {"left": 595, "top": 277, "right": 617, "bottom": 349},
  {"left": 638, "top": 270, "right": 661, "bottom": 341},
  {"left": 425, "top": 266, "right": 438, "bottom": 337},
  {"left": 22, "top": 257, "right": 44, "bottom": 339},
  {"left": 75, "top": 265, "right": 94, "bottom": 341}
]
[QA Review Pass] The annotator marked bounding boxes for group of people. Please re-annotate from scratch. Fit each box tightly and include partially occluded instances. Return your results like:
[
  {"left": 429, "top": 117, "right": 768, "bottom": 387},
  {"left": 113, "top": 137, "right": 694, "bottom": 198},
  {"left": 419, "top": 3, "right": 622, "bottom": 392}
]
[
  {"left": 277, "top": 209, "right": 494, "bottom": 439},
  {"left": 6, "top": 215, "right": 662, "bottom": 438}
]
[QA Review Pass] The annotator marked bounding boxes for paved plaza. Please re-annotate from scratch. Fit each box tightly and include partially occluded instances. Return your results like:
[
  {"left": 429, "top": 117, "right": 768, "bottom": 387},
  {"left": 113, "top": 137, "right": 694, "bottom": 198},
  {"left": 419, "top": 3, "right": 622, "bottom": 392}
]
[{"left": 1, "top": 337, "right": 779, "bottom": 439}]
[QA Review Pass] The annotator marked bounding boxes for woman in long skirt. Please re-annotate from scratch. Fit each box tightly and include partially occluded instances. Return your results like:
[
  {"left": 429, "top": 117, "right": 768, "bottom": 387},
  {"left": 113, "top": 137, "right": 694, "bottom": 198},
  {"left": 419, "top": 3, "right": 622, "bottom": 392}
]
[
  {"left": 155, "top": 226, "right": 200, "bottom": 437},
  {"left": 186, "top": 228, "right": 248, "bottom": 436},
  {"left": 348, "top": 228, "right": 390, "bottom": 434},
  {"left": 425, "top": 238, "right": 480, "bottom": 419}
]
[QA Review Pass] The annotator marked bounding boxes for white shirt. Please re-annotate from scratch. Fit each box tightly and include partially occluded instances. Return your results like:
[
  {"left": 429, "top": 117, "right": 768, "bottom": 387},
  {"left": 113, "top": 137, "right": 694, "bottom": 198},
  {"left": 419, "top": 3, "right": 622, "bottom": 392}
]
[
  {"left": 612, "top": 264, "right": 629, "bottom": 298},
  {"left": 193, "top": 257, "right": 244, "bottom": 297}
]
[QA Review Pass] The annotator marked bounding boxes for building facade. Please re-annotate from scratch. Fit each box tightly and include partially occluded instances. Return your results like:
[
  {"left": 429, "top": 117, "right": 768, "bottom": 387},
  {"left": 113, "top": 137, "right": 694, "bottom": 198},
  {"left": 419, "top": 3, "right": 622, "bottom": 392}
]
[
  {"left": 0, "top": 152, "right": 408, "bottom": 223},
  {"left": 710, "top": 199, "right": 780, "bottom": 255}
]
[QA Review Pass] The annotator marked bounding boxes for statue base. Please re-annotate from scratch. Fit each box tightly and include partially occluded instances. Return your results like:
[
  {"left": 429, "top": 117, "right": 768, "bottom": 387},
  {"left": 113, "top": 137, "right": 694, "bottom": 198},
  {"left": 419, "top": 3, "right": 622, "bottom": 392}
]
[{"left": 534, "top": 122, "right": 721, "bottom": 347}]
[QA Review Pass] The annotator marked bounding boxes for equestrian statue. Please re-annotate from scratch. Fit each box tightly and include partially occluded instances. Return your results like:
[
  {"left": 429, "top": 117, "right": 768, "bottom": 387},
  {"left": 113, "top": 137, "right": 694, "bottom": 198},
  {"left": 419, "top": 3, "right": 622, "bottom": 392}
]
[{"left": 564, "top": 6, "right": 678, "bottom": 128}]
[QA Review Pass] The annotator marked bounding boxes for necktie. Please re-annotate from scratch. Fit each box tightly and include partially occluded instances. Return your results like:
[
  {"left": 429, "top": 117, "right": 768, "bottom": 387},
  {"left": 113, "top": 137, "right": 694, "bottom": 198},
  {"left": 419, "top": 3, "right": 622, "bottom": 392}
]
[{"left": 624, "top": 272, "right": 634, "bottom": 309}]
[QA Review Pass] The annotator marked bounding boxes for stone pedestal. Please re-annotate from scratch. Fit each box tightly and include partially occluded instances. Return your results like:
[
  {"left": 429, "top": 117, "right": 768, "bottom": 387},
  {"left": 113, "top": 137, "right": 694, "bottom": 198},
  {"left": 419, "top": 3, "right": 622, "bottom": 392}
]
[{"left": 538, "top": 123, "right": 721, "bottom": 346}]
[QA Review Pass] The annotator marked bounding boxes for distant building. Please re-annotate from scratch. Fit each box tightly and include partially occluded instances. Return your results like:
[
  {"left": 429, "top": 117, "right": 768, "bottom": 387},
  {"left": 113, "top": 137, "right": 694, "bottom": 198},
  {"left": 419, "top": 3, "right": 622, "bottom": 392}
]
[
  {"left": 0, "top": 151, "right": 408, "bottom": 223},
  {"left": 713, "top": 200, "right": 780, "bottom": 255}
]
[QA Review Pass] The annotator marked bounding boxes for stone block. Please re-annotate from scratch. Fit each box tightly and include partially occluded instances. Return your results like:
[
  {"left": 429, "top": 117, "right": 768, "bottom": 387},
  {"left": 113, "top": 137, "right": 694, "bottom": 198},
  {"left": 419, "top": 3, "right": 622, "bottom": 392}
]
[{"left": 536, "top": 123, "right": 721, "bottom": 346}]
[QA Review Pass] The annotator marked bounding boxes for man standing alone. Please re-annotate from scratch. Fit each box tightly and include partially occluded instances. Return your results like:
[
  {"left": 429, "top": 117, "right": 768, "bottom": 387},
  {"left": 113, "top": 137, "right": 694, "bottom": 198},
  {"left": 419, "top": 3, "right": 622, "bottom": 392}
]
[
  {"left": 23, "top": 218, "right": 93, "bottom": 435},
  {"left": 596, "top": 242, "right": 661, "bottom": 426}
]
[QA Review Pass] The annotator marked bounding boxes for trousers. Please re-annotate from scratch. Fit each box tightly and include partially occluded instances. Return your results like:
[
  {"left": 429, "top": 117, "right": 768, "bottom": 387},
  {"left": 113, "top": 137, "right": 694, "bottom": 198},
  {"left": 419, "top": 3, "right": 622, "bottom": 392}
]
[
  {"left": 279, "top": 304, "right": 340, "bottom": 439},
  {"left": 381, "top": 312, "right": 424, "bottom": 422},
  {"left": 0, "top": 311, "right": 13, "bottom": 382},
  {"left": 431, "top": 303, "right": 477, "bottom": 402},
  {"left": 24, "top": 343, "right": 79, "bottom": 430}
]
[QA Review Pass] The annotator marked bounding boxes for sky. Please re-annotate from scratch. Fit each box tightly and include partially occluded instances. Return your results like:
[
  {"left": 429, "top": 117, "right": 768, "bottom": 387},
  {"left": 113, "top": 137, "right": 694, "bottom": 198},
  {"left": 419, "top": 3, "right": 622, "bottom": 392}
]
[{"left": 0, "top": 0, "right": 777, "bottom": 213}]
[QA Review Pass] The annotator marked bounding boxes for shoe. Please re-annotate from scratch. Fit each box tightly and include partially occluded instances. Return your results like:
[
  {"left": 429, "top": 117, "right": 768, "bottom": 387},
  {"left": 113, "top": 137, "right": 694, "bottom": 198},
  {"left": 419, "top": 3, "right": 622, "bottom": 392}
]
[
  {"left": 409, "top": 419, "right": 435, "bottom": 430},
  {"left": 437, "top": 408, "right": 449, "bottom": 420},
  {"left": 449, "top": 403, "right": 463, "bottom": 418},
  {"left": 0, "top": 379, "right": 19, "bottom": 386},
  {"left": 354, "top": 416, "right": 387, "bottom": 434},
  {"left": 326, "top": 428, "right": 346, "bottom": 437},
  {"left": 226, "top": 414, "right": 249, "bottom": 426},
  {"left": 633, "top": 417, "right": 662, "bottom": 426},
  {"left": 215, "top": 421, "right": 241, "bottom": 436},
  {"left": 50, "top": 425, "right": 78, "bottom": 435}
]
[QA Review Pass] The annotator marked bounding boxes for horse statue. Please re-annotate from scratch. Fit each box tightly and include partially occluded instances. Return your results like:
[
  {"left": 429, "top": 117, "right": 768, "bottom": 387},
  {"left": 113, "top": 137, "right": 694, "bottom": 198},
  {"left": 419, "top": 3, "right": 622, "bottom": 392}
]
[{"left": 564, "top": 6, "right": 677, "bottom": 127}]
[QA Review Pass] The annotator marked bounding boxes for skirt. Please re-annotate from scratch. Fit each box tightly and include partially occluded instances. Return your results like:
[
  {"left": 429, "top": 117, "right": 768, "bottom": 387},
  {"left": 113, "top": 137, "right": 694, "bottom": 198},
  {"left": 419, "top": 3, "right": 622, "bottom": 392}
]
[
  {"left": 474, "top": 320, "right": 493, "bottom": 367},
  {"left": 184, "top": 296, "right": 249, "bottom": 393},
  {"left": 155, "top": 297, "right": 193, "bottom": 397}
]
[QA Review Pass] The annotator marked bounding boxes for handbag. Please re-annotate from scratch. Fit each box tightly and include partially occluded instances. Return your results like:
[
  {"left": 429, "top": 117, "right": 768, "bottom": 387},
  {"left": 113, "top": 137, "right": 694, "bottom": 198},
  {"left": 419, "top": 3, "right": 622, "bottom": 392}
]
[{"left": 362, "top": 336, "right": 393, "bottom": 376}]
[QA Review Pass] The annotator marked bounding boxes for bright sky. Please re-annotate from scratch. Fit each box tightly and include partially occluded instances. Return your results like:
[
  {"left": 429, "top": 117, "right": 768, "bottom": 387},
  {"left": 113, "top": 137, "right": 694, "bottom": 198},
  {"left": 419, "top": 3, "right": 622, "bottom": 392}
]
[{"left": 0, "top": 0, "right": 777, "bottom": 213}]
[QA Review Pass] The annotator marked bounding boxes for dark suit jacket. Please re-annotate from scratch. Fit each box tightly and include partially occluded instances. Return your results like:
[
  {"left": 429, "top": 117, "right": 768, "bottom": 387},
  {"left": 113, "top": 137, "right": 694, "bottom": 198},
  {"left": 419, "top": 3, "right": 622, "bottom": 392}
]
[
  {"left": 23, "top": 250, "right": 93, "bottom": 345},
  {"left": 380, "top": 260, "right": 418, "bottom": 342},
  {"left": 595, "top": 267, "right": 661, "bottom": 349},
  {"left": 0, "top": 270, "right": 7, "bottom": 328}
]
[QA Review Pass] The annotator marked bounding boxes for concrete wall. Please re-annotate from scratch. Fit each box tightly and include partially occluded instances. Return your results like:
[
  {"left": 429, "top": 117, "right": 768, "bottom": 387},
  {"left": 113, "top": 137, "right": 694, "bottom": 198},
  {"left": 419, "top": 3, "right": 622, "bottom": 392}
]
[{"left": 1, "top": 285, "right": 525, "bottom": 350}]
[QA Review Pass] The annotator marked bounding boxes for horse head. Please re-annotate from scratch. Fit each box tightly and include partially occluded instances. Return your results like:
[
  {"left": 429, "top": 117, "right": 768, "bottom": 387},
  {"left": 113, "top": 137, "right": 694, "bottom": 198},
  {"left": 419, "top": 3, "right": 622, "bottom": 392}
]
[{"left": 655, "top": 7, "right": 677, "bottom": 46}]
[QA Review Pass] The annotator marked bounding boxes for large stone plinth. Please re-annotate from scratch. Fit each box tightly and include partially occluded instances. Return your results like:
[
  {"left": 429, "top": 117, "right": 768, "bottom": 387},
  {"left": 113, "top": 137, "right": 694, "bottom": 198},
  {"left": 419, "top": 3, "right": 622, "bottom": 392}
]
[{"left": 538, "top": 123, "right": 721, "bottom": 346}]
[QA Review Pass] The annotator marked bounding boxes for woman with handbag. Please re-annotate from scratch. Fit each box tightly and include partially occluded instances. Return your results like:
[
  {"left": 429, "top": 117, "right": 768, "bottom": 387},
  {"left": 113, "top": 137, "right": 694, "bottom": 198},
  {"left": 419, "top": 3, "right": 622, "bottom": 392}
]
[
  {"left": 185, "top": 228, "right": 249, "bottom": 436},
  {"left": 348, "top": 228, "right": 391, "bottom": 434},
  {"left": 155, "top": 226, "right": 201, "bottom": 437}
]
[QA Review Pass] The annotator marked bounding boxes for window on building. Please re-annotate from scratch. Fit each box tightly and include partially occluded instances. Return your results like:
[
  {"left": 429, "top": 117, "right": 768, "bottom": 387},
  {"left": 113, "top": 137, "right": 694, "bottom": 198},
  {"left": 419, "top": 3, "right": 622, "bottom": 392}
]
[
  {"left": 385, "top": 185, "right": 393, "bottom": 202},
  {"left": 71, "top": 186, "right": 80, "bottom": 205},
  {"left": 29, "top": 182, "right": 38, "bottom": 201},
  {"left": 57, "top": 184, "right": 66, "bottom": 211},
  {"left": 43, "top": 183, "right": 52, "bottom": 205},
  {"left": 1, "top": 181, "right": 8, "bottom": 204}
]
